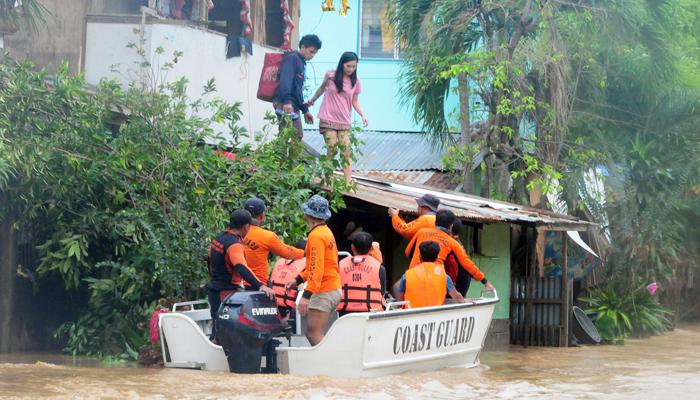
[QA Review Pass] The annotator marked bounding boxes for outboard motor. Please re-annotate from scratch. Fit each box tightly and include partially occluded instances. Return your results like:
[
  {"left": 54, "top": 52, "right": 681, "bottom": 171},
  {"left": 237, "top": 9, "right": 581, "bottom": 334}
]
[{"left": 216, "top": 291, "right": 284, "bottom": 373}]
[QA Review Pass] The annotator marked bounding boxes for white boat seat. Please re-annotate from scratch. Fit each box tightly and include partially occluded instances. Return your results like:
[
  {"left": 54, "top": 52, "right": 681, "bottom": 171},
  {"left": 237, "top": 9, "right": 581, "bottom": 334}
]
[
  {"left": 172, "top": 299, "right": 213, "bottom": 336},
  {"left": 178, "top": 309, "right": 210, "bottom": 321},
  {"left": 159, "top": 313, "right": 229, "bottom": 371}
]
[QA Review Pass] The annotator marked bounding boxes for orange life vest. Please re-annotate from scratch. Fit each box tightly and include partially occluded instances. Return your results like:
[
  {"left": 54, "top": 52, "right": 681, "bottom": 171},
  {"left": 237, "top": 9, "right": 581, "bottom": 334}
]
[
  {"left": 336, "top": 256, "right": 384, "bottom": 312},
  {"left": 269, "top": 257, "right": 306, "bottom": 308},
  {"left": 405, "top": 262, "right": 447, "bottom": 309}
]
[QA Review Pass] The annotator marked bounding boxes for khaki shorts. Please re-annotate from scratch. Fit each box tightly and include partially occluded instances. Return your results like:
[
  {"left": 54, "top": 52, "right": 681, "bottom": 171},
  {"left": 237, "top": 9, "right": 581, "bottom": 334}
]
[
  {"left": 308, "top": 289, "right": 342, "bottom": 313},
  {"left": 319, "top": 119, "right": 351, "bottom": 134}
]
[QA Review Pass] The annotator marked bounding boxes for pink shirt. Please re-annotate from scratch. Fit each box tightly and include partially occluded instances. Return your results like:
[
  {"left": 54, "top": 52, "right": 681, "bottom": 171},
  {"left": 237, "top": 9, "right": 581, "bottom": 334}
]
[{"left": 318, "top": 70, "right": 362, "bottom": 126}]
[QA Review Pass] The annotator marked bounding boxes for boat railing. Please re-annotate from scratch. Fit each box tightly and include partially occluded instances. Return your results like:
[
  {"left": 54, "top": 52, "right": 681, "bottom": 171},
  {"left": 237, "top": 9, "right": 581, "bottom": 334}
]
[
  {"left": 172, "top": 299, "right": 210, "bottom": 312},
  {"left": 338, "top": 251, "right": 351, "bottom": 259},
  {"left": 385, "top": 301, "right": 411, "bottom": 311},
  {"left": 481, "top": 289, "right": 498, "bottom": 301}
]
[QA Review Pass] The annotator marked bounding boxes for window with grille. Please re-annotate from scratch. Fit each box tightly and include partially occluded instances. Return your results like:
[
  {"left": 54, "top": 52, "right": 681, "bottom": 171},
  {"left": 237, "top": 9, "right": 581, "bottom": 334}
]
[{"left": 360, "top": 0, "right": 401, "bottom": 59}]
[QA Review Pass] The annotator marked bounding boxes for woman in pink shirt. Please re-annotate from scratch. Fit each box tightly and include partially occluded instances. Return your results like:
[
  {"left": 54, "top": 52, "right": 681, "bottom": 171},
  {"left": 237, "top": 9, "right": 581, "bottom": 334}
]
[{"left": 307, "top": 52, "right": 368, "bottom": 183}]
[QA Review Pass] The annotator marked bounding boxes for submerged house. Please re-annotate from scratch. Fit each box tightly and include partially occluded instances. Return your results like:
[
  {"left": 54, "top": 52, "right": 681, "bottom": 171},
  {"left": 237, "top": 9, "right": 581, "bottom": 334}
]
[
  {"left": 306, "top": 134, "right": 598, "bottom": 348},
  {"left": 299, "top": 3, "right": 603, "bottom": 347},
  {"left": 348, "top": 178, "right": 594, "bottom": 348}
]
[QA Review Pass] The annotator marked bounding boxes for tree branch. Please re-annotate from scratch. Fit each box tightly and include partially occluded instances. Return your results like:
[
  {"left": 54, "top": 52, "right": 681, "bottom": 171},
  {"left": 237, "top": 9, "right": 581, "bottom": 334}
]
[{"left": 507, "top": 0, "right": 534, "bottom": 58}]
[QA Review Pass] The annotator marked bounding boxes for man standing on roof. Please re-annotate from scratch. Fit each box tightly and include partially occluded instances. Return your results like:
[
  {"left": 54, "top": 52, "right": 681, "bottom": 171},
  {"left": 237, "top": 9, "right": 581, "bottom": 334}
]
[
  {"left": 273, "top": 34, "right": 322, "bottom": 140},
  {"left": 285, "top": 194, "right": 342, "bottom": 346},
  {"left": 241, "top": 197, "right": 305, "bottom": 288},
  {"left": 393, "top": 241, "right": 466, "bottom": 308},
  {"left": 405, "top": 209, "right": 495, "bottom": 291},
  {"left": 207, "top": 209, "right": 276, "bottom": 339},
  {"left": 336, "top": 232, "right": 386, "bottom": 315},
  {"left": 388, "top": 193, "right": 439, "bottom": 240}
]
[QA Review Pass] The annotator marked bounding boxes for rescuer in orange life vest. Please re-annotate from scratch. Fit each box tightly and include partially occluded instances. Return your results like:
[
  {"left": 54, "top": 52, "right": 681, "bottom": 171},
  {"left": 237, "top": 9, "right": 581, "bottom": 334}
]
[
  {"left": 337, "top": 231, "right": 387, "bottom": 315},
  {"left": 207, "top": 209, "right": 276, "bottom": 339},
  {"left": 241, "top": 197, "right": 305, "bottom": 288},
  {"left": 405, "top": 209, "right": 496, "bottom": 292},
  {"left": 393, "top": 241, "right": 466, "bottom": 308},
  {"left": 269, "top": 240, "right": 307, "bottom": 318},
  {"left": 387, "top": 193, "right": 440, "bottom": 241},
  {"left": 285, "top": 194, "right": 342, "bottom": 346}
]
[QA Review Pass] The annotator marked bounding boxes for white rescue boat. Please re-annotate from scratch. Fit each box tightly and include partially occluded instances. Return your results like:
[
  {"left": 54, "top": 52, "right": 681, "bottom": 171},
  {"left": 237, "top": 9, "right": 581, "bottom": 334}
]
[{"left": 159, "top": 291, "right": 498, "bottom": 378}]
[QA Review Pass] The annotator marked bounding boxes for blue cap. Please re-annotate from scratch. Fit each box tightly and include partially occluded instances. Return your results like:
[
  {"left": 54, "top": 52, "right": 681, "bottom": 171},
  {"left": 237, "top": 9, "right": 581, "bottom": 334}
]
[{"left": 244, "top": 197, "right": 266, "bottom": 217}]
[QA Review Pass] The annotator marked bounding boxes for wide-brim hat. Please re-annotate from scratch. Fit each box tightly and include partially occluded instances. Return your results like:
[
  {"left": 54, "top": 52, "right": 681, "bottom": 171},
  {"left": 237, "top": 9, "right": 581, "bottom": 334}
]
[
  {"left": 416, "top": 193, "right": 440, "bottom": 212},
  {"left": 301, "top": 194, "right": 332, "bottom": 220}
]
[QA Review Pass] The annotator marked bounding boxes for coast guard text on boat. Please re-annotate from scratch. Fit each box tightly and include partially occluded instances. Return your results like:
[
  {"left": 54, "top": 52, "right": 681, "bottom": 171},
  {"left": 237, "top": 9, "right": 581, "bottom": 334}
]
[{"left": 392, "top": 316, "right": 476, "bottom": 355}]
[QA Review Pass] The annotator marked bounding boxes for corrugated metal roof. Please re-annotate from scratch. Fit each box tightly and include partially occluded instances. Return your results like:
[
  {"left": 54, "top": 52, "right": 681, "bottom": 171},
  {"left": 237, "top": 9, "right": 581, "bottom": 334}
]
[
  {"left": 304, "top": 130, "right": 456, "bottom": 171},
  {"left": 346, "top": 176, "right": 596, "bottom": 231},
  {"left": 305, "top": 131, "right": 596, "bottom": 229},
  {"left": 355, "top": 170, "right": 460, "bottom": 191}
]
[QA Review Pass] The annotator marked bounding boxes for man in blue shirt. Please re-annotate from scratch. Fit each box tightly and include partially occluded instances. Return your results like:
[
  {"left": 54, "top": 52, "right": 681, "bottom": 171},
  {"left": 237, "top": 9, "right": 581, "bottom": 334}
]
[{"left": 273, "top": 34, "right": 322, "bottom": 140}]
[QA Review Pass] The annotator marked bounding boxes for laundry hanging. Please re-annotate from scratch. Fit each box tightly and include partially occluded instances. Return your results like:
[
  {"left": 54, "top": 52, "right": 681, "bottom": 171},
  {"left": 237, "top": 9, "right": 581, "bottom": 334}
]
[
  {"left": 238, "top": 0, "right": 253, "bottom": 55},
  {"left": 280, "top": 0, "right": 295, "bottom": 50}
]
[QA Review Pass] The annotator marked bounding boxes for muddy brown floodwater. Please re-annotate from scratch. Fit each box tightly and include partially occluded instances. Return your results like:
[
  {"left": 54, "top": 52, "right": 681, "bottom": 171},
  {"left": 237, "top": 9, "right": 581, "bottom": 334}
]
[{"left": 1, "top": 324, "right": 699, "bottom": 399}]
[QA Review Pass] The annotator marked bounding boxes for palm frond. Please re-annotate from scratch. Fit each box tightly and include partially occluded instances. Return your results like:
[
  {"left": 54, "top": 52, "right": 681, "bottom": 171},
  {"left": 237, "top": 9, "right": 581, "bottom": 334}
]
[{"left": 0, "top": 0, "right": 48, "bottom": 31}]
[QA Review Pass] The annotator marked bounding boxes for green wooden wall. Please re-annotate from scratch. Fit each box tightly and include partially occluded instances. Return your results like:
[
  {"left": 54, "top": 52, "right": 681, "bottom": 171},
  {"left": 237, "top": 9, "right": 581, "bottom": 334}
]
[
  {"left": 389, "top": 221, "right": 511, "bottom": 320},
  {"left": 468, "top": 222, "right": 511, "bottom": 320}
]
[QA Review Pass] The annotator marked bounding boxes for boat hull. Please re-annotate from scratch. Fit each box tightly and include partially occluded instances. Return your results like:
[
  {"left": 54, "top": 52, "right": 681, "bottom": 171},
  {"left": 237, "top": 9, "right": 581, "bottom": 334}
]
[
  {"left": 276, "top": 299, "right": 497, "bottom": 378},
  {"left": 160, "top": 297, "right": 498, "bottom": 377}
]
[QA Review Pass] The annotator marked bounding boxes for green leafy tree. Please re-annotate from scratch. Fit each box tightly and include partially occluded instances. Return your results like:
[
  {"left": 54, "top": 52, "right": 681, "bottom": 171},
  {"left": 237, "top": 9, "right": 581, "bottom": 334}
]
[
  {"left": 391, "top": 0, "right": 585, "bottom": 203},
  {"left": 566, "top": 0, "right": 700, "bottom": 325},
  {"left": 0, "top": 52, "right": 346, "bottom": 357},
  {"left": 392, "top": 0, "right": 700, "bottom": 335}
]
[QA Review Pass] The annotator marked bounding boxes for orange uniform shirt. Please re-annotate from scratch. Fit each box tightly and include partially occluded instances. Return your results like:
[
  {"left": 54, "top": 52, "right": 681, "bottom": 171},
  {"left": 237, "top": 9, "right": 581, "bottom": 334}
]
[
  {"left": 301, "top": 224, "right": 341, "bottom": 294},
  {"left": 391, "top": 214, "right": 436, "bottom": 240},
  {"left": 405, "top": 227, "right": 486, "bottom": 282},
  {"left": 242, "top": 225, "right": 305, "bottom": 285},
  {"left": 405, "top": 262, "right": 448, "bottom": 308},
  {"left": 225, "top": 243, "right": 248, "bottom": 272},
  {"left": 226, "top": 242, "right": 258, "bottom": 286}
]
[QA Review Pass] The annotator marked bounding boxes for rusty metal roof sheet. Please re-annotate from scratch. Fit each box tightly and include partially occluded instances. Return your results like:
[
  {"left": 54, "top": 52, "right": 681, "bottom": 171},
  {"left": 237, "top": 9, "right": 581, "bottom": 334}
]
[
  {"left": 303, "top": 130, "right": 454, "bottom": 171},
  {"left": 303, "top": 130, "right": 594, "bottom": 229},
  {"left": 347, "top": 176, "right": 596, "bottom": 231},
  {"left": 355, "top": 170, "right": 460, "bottom": 191}
]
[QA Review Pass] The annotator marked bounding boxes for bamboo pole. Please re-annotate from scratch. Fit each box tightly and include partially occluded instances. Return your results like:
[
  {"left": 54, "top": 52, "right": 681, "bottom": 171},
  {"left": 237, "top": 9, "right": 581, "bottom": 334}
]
[{"left": 561, "top": 231, "right": 569, "bottom": 346}]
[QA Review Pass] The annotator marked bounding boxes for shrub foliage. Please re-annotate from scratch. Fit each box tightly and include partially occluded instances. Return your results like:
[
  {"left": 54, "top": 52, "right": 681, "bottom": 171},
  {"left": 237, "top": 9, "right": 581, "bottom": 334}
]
[{"left": 0, "top": 56, "right": 346, "bottom": 357}]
